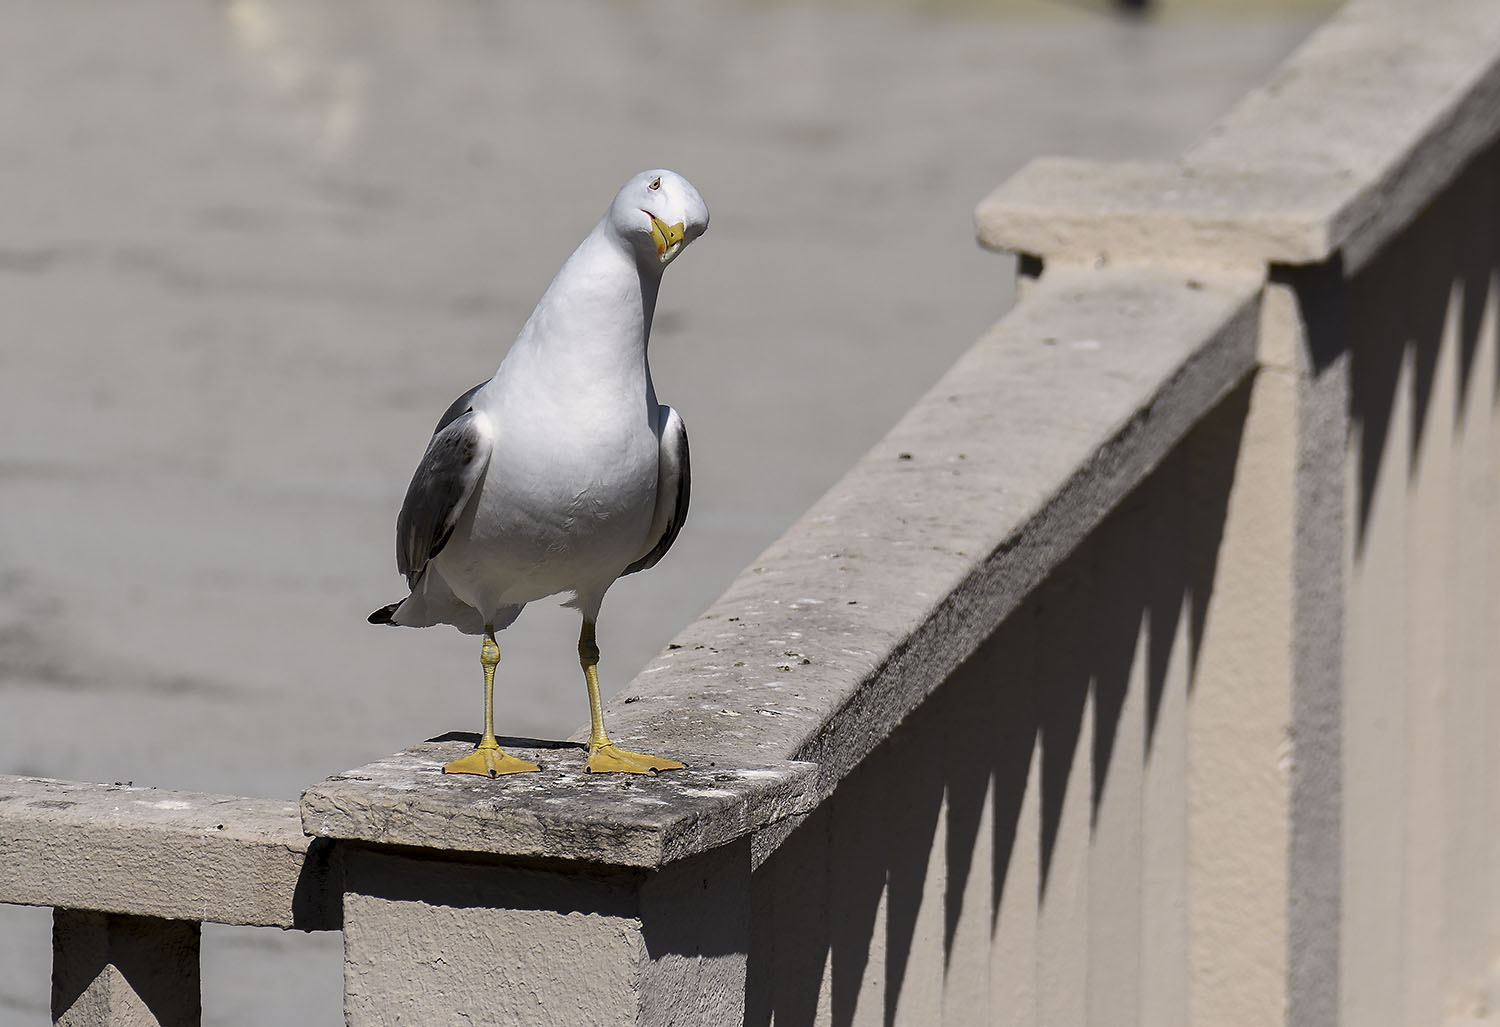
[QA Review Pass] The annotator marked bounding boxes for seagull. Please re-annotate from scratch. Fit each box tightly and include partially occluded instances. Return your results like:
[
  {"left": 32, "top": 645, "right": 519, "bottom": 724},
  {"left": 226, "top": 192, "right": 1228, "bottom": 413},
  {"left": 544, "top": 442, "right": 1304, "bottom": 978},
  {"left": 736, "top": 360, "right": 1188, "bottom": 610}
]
[{"left": 369, "top": 170, "right": 708, "bottom": 776}]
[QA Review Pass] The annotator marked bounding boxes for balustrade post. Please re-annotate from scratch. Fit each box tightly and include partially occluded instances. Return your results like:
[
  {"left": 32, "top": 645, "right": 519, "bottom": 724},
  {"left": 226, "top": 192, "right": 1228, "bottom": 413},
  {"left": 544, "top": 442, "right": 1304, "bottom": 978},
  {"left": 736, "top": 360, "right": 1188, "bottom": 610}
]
[
  {"left": 303, "top": 739, "right": 814, "bottom": 1026},
  {"left": 340, "top": 837, "right": 750, "bottom": 1027},
  {"left": 51, "top": 910, "right": 200, "bottom": 1027}
]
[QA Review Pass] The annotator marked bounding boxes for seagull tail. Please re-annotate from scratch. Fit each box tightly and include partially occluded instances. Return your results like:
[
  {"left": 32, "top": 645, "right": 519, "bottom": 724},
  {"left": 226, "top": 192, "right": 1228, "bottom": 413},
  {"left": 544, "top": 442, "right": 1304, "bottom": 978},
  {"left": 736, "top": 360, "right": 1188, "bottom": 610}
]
[
  {"left": 366, "top": 586, "right": 517, "bottom": 636},
  {"left": 368, "top": 601, "right": 402, "bottom": 625}
]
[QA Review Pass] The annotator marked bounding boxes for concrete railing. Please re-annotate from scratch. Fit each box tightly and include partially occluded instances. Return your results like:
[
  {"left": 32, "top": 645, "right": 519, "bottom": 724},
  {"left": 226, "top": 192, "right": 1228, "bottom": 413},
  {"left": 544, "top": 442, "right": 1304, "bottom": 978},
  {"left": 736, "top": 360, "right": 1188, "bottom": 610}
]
[{"left": 5, "top": 0, "right": 1500, "bottom": 1023}]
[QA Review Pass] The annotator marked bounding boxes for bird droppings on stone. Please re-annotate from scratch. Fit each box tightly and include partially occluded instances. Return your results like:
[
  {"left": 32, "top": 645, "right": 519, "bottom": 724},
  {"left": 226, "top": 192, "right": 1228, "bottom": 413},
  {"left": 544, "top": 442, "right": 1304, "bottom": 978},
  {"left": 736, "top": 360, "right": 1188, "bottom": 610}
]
[{"left": 679, "top": 788, "right": 737, "bottom": 800}]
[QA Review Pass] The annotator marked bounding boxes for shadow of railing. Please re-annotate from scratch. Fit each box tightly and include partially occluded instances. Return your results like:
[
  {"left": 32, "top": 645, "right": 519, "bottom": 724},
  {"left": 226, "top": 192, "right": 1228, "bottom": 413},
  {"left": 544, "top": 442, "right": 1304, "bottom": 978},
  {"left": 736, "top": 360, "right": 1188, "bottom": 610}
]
[{"left": 747, "top": 381, "right": 1248, "bottom": 1026}]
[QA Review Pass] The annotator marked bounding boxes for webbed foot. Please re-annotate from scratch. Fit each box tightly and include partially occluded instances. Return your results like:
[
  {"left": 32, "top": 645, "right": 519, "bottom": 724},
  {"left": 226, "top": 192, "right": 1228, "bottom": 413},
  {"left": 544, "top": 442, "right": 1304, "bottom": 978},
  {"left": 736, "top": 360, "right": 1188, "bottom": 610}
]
[
  {"left": 585, "top": 743, "right": 685, "bottom": 775},
  {"left": 443, "top": 741, "right": 540, "bottom": 777}
]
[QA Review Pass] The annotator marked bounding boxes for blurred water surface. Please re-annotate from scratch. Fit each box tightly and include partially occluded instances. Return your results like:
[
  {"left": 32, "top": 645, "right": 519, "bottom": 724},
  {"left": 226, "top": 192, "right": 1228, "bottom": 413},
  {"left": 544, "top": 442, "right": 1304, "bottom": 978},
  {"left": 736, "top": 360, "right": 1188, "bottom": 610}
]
[{"left": 0, "top": 1, "right": 1320, "bottom": 1022}]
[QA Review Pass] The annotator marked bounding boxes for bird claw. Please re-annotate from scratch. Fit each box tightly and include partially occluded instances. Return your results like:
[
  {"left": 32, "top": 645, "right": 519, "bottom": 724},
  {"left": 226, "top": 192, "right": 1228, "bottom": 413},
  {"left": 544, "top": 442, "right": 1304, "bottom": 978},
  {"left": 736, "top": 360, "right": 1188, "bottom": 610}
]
[{"left": 585, "top": 743, "right": 685, "bottom": 775}]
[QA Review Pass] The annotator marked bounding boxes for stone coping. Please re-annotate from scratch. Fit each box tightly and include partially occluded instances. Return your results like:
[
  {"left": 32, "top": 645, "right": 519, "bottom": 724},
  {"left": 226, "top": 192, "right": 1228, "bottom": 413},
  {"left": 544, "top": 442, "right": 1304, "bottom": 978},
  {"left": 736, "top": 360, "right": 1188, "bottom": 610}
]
[
  {"left": 0, "top": 774, "right": 339, "bottom": 929},
  {"left": 303, "top": 266, "right": 1261, "bottom": 868},
  {"left": 301, "top": 739, "right": 817, "bottom": 869},
  {"left": 976, "top": 0, "right": 1500, "bottom": 272}
]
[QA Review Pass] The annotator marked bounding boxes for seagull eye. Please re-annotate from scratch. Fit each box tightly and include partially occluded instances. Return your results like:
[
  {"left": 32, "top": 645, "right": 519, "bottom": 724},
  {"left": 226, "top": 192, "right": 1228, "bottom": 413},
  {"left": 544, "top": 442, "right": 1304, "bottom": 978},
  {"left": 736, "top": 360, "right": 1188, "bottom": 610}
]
[{"left": 648, "top": 177, "right": 662, "bottom": 191}]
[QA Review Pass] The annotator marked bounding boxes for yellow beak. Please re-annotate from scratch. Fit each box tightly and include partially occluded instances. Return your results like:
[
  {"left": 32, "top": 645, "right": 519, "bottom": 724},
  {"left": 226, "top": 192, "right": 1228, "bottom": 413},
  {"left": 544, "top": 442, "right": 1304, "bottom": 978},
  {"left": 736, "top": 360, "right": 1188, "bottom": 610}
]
[{"left": 648, "top": 214, "right": 686, "bottom": 263}]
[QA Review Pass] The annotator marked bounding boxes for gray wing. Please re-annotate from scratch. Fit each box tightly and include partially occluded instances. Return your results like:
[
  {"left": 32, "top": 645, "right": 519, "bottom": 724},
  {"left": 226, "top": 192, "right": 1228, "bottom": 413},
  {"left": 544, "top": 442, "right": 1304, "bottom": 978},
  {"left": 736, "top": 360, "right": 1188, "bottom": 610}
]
[
  {"left": 623, "top": 404, "right": 689, "bottom": 576},
  {"left": 395, "top": 400, "right": 493, "bottom": 586}
]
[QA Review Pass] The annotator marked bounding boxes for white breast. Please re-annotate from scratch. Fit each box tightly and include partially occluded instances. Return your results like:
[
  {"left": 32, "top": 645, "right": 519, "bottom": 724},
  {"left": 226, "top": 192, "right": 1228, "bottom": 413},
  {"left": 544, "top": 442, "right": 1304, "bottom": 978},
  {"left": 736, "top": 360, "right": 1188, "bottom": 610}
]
[{"left": 434, "top": 376, "right": 660, "bottom": 611}]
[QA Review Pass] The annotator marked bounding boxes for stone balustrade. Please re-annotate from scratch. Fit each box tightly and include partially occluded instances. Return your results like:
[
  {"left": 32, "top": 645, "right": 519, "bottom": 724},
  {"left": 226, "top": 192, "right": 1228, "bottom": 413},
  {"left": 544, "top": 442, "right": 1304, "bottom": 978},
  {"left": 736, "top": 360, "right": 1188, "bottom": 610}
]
[{"left": 5, "top": 0, "right": 1500, "bottom": 1023}]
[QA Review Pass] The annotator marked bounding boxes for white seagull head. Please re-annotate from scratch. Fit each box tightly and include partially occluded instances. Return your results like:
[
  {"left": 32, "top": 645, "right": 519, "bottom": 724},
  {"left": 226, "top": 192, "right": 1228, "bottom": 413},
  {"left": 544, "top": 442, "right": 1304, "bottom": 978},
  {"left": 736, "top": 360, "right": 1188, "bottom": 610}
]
[{"left": 609, "top": 169, "right": 709, "bottom": 270}]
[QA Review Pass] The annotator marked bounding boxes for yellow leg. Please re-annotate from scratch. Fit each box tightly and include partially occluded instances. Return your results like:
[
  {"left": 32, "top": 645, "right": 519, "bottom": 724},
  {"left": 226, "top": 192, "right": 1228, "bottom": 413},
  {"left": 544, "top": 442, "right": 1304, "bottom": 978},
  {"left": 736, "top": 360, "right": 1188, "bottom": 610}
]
[
  {"left": 580, "top": 619, "right": 685, "bottom": 774},
  {"left": 443, "top": 628, "right": 540, "bottom": 777}
]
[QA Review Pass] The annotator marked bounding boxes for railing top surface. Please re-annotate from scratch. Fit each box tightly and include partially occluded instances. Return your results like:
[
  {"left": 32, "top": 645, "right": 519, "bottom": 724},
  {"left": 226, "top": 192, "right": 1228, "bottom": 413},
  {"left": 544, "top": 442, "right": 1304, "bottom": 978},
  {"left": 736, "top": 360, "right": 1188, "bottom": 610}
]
[
  {"left": 302, "top": 265, "right": 1260, "bottom": 868},
  {"left": 0, "top": 774, "right": 339, "bottom": 929},
  {"left": 976, "top": 0, "right": 1500, "bottom": 272},
  {"left": 302, "top": 741, "right": 816, "bottom": 869}
]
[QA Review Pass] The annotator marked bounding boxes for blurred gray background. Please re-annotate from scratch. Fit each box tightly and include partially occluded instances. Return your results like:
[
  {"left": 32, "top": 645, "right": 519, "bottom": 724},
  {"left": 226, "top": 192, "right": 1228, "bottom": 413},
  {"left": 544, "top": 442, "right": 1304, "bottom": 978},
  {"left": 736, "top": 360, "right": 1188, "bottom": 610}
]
[{"left": 0, "top": 0, "right": 1330, "bottom": 1022}]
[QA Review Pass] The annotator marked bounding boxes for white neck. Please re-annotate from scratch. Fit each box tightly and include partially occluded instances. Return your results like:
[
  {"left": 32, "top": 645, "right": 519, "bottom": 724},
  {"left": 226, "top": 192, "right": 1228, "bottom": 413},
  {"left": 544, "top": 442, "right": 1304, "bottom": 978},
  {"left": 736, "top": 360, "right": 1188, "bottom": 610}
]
[{"left": 497, "top": 222, "right": 662, "bottom": 398}]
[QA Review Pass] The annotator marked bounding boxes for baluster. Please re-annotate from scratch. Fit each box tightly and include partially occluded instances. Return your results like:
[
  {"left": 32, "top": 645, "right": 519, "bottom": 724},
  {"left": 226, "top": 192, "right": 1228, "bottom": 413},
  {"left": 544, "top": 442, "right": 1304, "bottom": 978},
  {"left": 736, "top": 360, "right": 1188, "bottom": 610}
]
[{"left": 52, "top": 910, "right": 200, "bottom": 1027}]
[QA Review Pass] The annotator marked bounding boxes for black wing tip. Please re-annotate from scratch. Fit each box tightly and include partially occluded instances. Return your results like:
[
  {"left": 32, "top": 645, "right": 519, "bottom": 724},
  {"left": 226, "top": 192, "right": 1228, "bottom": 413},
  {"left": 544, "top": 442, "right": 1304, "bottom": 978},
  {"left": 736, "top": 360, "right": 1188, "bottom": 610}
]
[{"left": 368, "top": 602, "right": 402, "bottom": 625}]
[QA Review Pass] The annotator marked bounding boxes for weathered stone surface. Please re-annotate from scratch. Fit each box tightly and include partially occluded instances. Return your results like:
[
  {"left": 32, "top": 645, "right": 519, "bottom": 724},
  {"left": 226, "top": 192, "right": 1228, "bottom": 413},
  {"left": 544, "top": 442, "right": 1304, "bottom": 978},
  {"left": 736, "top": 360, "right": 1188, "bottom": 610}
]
[
  {"left": 975, "top": 158, "right": 1348, "bottom": 267},
  {"left": 305, "top": 266, "right": 1260, "bottom": 868},
  {"left": 301, "top": 740, "right": 817, "bottom": 868},
  {"left": 0, "top": 776, "right": 338, "bottom": 930},
  {"left": 975, "top": 0, "right": 1500, "bottom": 273}
]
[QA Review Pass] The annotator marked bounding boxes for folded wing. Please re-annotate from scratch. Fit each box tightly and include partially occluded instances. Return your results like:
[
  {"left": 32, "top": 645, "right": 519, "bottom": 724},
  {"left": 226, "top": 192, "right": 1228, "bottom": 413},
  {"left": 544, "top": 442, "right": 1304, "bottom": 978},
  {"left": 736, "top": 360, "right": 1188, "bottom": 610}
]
[
  {"left": 396, "top": 399, "right": 494, "bottom": 587},
  {"left": 623, "top": 404, "right": 690, "bottom": 576}
]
